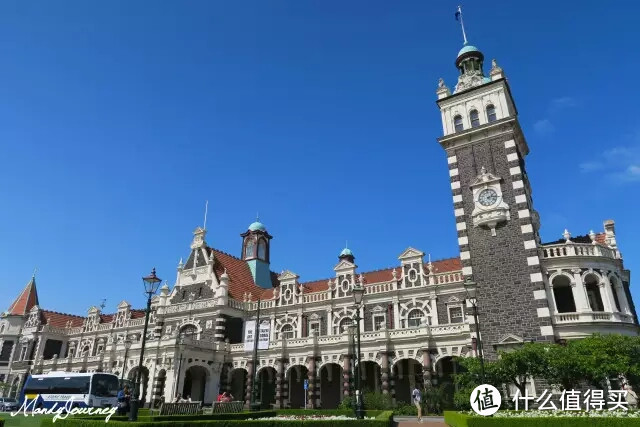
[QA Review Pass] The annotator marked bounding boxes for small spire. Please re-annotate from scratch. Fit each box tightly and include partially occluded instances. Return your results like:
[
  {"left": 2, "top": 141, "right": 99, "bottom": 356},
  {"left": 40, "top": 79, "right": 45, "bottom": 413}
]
[
  {"left": 256, "top": 212, "right": 260, "bottom": 222},
  {"left": 345, "top": 240, "right": 348, "bottom": 249},
  {"left": 203, "top": 200, "right": 209, "bottom": 230},
  {"left": 99, "top": 299, "right": 106, "bottom": 311},
  {"left": 32, "top": 267, "right": 38, "bottom": 279}
]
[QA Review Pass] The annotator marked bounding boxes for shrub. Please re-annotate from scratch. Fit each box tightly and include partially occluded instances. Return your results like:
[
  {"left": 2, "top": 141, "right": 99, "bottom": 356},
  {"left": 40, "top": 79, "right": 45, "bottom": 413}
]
[{"left": 444, "top": 411, "right": 640, "bottom": 427}]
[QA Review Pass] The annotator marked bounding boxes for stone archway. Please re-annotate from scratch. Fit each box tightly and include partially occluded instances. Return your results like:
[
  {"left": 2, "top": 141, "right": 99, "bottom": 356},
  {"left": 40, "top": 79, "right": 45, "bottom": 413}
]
[
  {"left": 127, "top": 366, "right": 150, "bottom": 406},
  {"left": 256, "top": 366, "right": 277, "bottom": 410},
  {"left": 360, "top": 361, "right": 381, "bottom": 394},
  {"left": 434, "top": 356, "right": 460, "bottom": 410},
  {"left": 182, "top": 365, "right": 208, "bottom": 402},
  {"left": 286, "top": 365, "right": 309, "bottom": 409},
  {"left": 230, "top": 368, "right": 247, "bottom": 402},
  {"left": 392, "top": 359, "right": 423, "bottom": 405},
  {"left": 319, "top": 363, "right": 343, "bottom": 409}
]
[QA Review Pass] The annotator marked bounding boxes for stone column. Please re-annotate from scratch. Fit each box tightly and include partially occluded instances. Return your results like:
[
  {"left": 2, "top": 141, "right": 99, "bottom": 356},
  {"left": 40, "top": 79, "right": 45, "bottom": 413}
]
[
  {"left": 342, "top": 355, "right": 351, "bottom": 397},
  {"left": 275, "top": 358, "right": 285, "bottom": 409},
  {"left": 214, "top": 315, "right": 227, "bottom": 342},
  {"left": 392, "top": 298, "right": 400, "bottom": 329},
  {"left": 422, "top": 350, "right": 433, "bottom": 389},
  {"left": 598, "top": 280, "right": 614, "bottom": 313},
  {"left": 571, "top": 269, "right": 591, "bottom": 311},
  {"left": 307, "top": 358, "right": 316, "bottom": 409},
  {"left": 616, "top": 282, "right": 632, "bottom": 315},
  {"left": 380, "top": 352, "right": 390, "bottom": 394},
  {"left": 244, "top": 361, "right": 254, "bottom": 409}
]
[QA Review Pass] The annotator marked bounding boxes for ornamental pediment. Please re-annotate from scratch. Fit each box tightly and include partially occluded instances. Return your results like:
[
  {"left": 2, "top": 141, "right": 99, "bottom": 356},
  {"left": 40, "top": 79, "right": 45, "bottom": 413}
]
[
  {"left": 398, "top": 247, "right": 425, "bottom": 260},
  {"left": 333, "top": 259, "right": 356, "bottom": 272},
  {"left": 469, "top": 166, "right": 502, "bottom": 188},
  {"left": 278, "top": 270, "right": 299, "bottom": 282}
]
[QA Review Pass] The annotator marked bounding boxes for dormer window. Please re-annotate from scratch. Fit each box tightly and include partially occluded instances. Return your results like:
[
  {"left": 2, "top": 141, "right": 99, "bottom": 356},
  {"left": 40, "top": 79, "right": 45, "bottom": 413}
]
[
  {"left": 486, "top": 105, "right": 497, "bottom": 122},
  {"left": 470, "top": 110, "right": 480, "bottom": 128},
  {"left": 454, "top": 115, "right": 464, "bottom": 132},
  {"left": 257, "top": 239, "right": 267, "bottom": 261}
]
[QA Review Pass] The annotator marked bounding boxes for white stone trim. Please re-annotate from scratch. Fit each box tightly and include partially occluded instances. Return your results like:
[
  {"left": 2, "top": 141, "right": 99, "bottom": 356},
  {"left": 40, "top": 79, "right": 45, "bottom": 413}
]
[
  {"left": 449, "top": 168, "right": 459, "bottom": 177},
  {"left": 515, "top": 194, "right": 527, "bottom": 204},
  {"left": 504, "top": 139, "right": 516, "bottom": 148},
  {"left": 448, "top": 155, "right": 457, "bottom": 165},
  {"left": 507, "top": 152, "right": 519, "bottom": 162},
  {"left": 527, "top": 256, "right": 540, "bottom": 266},
  {"left": 530, "top": 272, "right": 543, "bottom": 283},
  {"left": 510, "top": 166, "right": 522, "bottom": 176},
  {"left": 462, "top": 266, "right": 473, "bottom": 275},
  {"left": 533, "top": 289, "right": 546, "bottom": 300},
  {"left": 518, "top": 209, "right": 530, "bottom": 219},
  {"left": 460, "top": 251, "right": 471, "bottom": 260},
  {"left": 454, "top": 208, "right": 465, "bottom": 217},
  {"left": 523, "top": 240, "right": 537, "bottom": 250},
  {"left": 521, "top": 224, "right": 534, "bottom": 234},
  {"left": 456, "top": 221, "right": 467, "bottom": 231},
  {"left": 458, "top": 236, "right": 468, "bottom": 245},
  {"left": 537, "top": 307, "right": 550, "bottom": 318},
  {"left": 451, "top": 181, "right": 461, "bottom": 190},
  {"left": 512, "top": 180, "right": 524, "bottom": 189},
  {"left": 453, "top": 194, "right": 463, "bottom": 203},
  {"left": 540, "top": 326, "right": 554, "bottom": 336}
]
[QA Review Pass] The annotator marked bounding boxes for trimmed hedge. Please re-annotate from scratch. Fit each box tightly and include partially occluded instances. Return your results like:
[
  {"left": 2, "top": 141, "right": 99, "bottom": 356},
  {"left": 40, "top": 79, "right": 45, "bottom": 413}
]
[
  {"left": 39, "top": 410, "right": 393, "bottom": 426},
  {"left": 444, "top": 411, "right": 640, "bottom": 427}
]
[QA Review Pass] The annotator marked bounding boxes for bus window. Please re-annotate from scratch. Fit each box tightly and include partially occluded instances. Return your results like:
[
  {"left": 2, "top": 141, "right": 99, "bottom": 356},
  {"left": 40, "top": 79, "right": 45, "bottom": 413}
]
[
  {"left": 91, "top": 374, "right": 118, "bottom": 398},
  {"left": 24, "top": 376, "right": 90, "bottom": 395}
]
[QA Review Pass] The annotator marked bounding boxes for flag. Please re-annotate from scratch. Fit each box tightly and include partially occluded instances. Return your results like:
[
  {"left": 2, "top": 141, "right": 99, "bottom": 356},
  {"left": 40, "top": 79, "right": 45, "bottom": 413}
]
[{"left": 455, "top": 6, "right": 461, "bottom": 21}]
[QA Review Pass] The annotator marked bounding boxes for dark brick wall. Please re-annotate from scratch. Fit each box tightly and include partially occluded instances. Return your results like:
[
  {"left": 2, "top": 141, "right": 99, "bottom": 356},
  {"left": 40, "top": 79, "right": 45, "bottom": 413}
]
[
  {"left": 169, "top": 282, "right": 214, "bottom": 304},
  {"left": 446, "top": 126, "right": 552, "bottom": 358}
]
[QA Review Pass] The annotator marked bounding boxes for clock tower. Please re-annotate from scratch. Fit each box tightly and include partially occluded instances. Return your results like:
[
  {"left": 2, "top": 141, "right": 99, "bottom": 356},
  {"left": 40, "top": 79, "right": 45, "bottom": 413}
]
[{"left": 436, "top": 43, "right": 554, "bottom": 357}]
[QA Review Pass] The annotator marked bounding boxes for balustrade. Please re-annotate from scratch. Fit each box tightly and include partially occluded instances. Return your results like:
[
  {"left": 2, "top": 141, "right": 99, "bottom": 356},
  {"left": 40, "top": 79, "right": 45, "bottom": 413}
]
[{"left": 542, "top": 243, "right": 617, "bottom": 260}]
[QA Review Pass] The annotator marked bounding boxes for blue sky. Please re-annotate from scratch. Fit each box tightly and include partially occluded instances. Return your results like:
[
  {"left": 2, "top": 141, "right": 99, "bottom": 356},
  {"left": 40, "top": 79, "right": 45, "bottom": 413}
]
[{"left": 1, "top": 1, "right": 639, "bottom": 314}]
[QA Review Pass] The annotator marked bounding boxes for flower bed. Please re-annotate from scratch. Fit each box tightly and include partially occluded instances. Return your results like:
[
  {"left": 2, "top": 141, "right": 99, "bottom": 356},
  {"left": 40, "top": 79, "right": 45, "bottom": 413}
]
[{"left": 445, "top": 410, "right": 640, "bottom": 426}]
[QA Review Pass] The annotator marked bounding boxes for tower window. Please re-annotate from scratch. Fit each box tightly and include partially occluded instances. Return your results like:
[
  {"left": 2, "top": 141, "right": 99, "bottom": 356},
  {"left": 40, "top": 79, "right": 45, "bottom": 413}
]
[
  {"left": 453, "top": 115, "right": 464, "bottom": 132},
  {"left": 245, "top": 238, "right": 256, "bottom": 259},
  {"left": 486, "top": 105, "right": 497, "bottom": 122},
  {"left": 257, "top": 239, "right": 267, "bottom": 261},
  {"left": 470, "top": 110, "right": 480, "bottom": 128}
]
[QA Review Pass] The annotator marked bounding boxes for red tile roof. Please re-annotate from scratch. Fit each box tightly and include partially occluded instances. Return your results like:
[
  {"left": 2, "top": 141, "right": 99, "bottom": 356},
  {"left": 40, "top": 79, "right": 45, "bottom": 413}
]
[
  {"left": 42, "top": 310, "right": 84, "bottom": 328},
  {"left": 211, "top": 248, "right": 268, "bottom": 301},
  {"left": 296, "top": 256, "right": 462, "bottom": 294},
  {"left": 7, "top": 277, "right": 39, "bottom": 316},
  {"left": 595, "top": 232, "right": 607, "bottom": 245}
]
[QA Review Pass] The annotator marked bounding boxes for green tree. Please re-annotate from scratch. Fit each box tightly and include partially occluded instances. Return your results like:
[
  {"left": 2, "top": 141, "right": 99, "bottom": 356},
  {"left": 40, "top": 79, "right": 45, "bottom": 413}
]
[{"left": 495, "top": 343, "right": 551, "bottom": 396}]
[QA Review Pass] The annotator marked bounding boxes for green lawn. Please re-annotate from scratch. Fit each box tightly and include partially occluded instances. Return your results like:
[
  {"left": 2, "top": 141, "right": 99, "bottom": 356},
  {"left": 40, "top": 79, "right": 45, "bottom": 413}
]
[{"left": 0, "top": 413, "right": 55, "bottom": 427}]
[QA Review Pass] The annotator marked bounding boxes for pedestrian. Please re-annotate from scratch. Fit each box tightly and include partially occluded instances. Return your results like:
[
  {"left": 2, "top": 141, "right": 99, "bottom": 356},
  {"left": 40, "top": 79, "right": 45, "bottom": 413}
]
[
  {"left": 174, "top": 393, "right": 182, "bottom": 403},
  {"left": 116, "top": 385, "right": 130, "bottom": 415},
  {"left": 412, "top": 385, "right": 422, "bottom": 423},
  {"left": 625, "top": 384, "right": 638, "bottom": 410}
]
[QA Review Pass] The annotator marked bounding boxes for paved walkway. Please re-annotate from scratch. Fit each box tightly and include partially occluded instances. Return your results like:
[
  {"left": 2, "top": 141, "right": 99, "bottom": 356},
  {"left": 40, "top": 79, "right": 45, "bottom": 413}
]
[{"left": 393, "top": 416, "right": 446, "bottom": 426}]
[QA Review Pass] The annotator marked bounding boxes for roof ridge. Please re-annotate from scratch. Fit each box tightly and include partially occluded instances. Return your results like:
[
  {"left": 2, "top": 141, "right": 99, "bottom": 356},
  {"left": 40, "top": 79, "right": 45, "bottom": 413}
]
[
  {"left": 210, "top": 247, "right": 244, "bottom": 262},
  {"left": 42, "top": 309, "right": 85, "bottom": 319}
]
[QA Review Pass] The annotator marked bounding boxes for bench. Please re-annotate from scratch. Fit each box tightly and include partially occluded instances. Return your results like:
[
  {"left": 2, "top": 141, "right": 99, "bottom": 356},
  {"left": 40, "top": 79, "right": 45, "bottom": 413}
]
[
  {"left": 202, "top": 401, "right": 244, "bottom": 414},
  {"left": 156, "top": 401, "right": 202, "bottom": 416}
]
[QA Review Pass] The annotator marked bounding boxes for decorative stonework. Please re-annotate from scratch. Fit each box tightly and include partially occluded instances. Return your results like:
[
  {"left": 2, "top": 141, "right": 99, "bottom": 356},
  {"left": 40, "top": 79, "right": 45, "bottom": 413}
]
[{"left": 469, "top": 167, "right": 510, "bottom": 236}]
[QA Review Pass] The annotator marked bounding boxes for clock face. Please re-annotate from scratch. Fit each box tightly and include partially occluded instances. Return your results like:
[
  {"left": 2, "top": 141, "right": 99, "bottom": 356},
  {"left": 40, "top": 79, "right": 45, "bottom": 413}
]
[{"left": 478, "top": 188, "right": 498, "bottom": 207}]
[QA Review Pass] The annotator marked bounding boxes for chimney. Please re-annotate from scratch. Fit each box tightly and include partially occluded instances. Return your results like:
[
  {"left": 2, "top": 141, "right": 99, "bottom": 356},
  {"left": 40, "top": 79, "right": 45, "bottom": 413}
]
[{"left": 603, "top": 219, "right": 617, "bottom": 249}]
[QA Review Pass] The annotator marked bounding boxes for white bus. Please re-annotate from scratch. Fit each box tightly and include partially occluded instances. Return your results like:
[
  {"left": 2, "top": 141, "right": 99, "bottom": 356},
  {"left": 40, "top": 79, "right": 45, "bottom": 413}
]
[{"left": 19, "top": 372, "right": 120, "bottom": 409}]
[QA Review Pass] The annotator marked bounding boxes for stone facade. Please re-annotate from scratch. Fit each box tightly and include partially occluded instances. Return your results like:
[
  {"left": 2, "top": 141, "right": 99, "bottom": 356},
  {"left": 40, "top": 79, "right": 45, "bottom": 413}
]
[{"left": 0, "top": 42, "right": 638, "bottom": 409}]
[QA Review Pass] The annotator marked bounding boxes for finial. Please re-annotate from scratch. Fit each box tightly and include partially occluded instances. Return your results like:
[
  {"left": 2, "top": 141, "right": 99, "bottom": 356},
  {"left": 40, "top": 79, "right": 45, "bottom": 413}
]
[
  {"left": 563, "top": 229, "right": 572, "bottom": 242},
  {"left": 480, "top": 166, "right": 487, "bottom": 175},
  {"left": 32, "top": 267, "right": 38, "bottom": 279},
  {"left": 589, "top": 230, "right": 596, "bottom": 243},
  {"left": 438, "top": 78, "right": 445, "bottom": 88},
  {"left": 203, "top": 200, "right": 208, "bottom": 230},
  {"left": 455, "top": 5, "right": 468, "bottom": 45},
  {"left": 100, "top": 299, "right": 106, "bottom": 311},
  {"left": 178, "top": 258, "right": 183, "bottom": 268},
  {"left": 345, "top": 240, "right": 348, "bottom": 249},
  {"left": 392, "top": 268, "right": 397, "bottom": 279},
  {"left": 256, "top": 212, "right": 259, "bottom": 222}
]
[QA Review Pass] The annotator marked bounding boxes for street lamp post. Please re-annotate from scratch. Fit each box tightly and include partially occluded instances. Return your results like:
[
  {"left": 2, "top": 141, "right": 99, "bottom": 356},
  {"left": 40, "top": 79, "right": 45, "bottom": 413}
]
[
  {"left": 249, "top": 298, "right": 262, "bottom": 411},
  {"left": 129, "top": 268, "right": 161, "bottom": 422},
  {"left": 172, "top": 337, "right": 186, "bottom": 400},
  {"left": 351, "top": 283, "right": 365, "bottom": 420},
  {"left": 464, "top": 279, "right": 485, "bottom": 383},
  {"left": 120, "top": 337, "right": 132, "bottom": 383}
]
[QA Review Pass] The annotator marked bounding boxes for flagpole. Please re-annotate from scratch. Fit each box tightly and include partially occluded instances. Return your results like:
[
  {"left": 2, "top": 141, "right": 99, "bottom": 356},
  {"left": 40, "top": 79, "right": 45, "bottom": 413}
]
[{"left": 457, "top": 5, "right": 468, "bottom": 45}]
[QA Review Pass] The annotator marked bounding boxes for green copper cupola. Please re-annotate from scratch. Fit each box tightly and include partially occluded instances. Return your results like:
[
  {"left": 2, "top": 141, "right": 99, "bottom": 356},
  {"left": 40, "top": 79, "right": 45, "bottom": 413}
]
[{"left": 241, "top": 217, "right": 273, "bottom": 288}]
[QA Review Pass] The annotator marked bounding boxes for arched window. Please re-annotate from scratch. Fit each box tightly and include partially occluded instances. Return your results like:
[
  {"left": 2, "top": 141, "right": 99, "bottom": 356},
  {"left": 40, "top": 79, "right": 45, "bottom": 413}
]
[
  {"left": 257, "top": 239, "right": 267, "bottom": 261},
  {"left": 609, "top": 277, "right": 622, "bottom": 312},
  {"left": 338, "top": 318, "right": 353, "bottom": 333},
  {"left": 453, "top": 115, "right": 464, "bottom": 132},
  {"left": 179, "top": 324, "right": 197, "bottom": 339},
  {"left": 281, "top": 324, "right": 294, "bottom": 340},
  {"left": 245, "top": 238, "right": 256, "bottom": 259},
  {"left": 407, "top": 309, "right": 424, "bottom": 328},
  {"left": 470, "top": 110, "right": 480, "bottom": 128},
  {"left": 584, "top": 274, "right": 605, "bottom": 312},
  {"left": 486, "top": 105, "right": 497, "bottom": 122},
  {"left": 552, "top": 275, "right": 576, "bottom": 313}
]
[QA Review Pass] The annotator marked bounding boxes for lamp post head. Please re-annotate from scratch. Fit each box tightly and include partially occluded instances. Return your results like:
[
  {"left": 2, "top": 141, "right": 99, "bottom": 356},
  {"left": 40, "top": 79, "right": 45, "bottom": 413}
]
[
  {"left": 352, "top": 283, "right": 365, "bottom": 306},
  {"left": 143, "top": 268, "right": 162, "bottom": 295},
  {"left": 463, "top": 278, "right": 477, "bottom": 304},
  {"left": 178, "top": 336, "right": 186, "bottom": 353}
]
